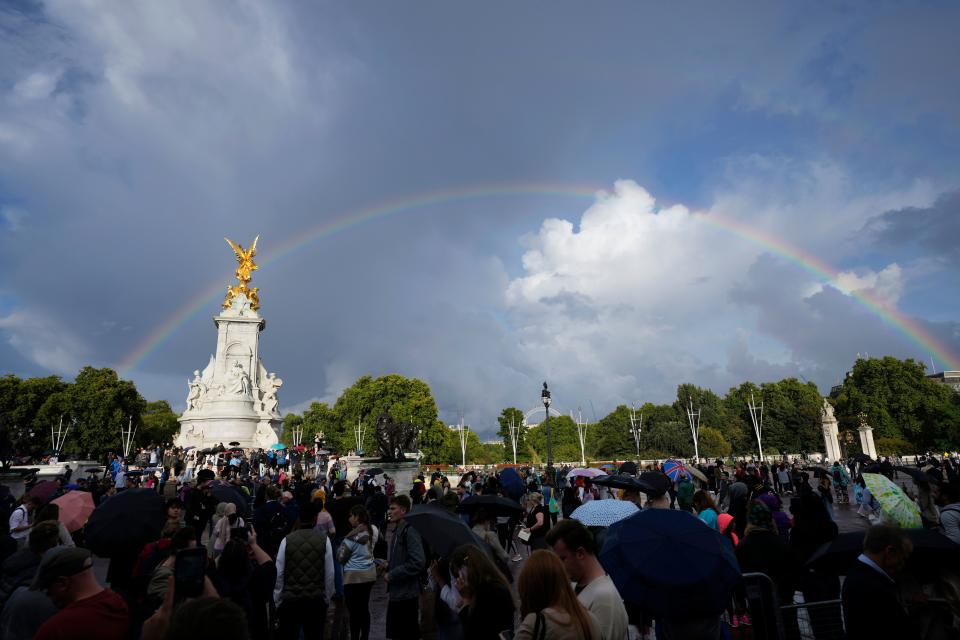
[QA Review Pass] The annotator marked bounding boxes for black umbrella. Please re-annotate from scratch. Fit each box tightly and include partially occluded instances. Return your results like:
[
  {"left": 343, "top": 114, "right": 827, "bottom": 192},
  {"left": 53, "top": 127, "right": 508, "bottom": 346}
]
[
  {"left": 807, "top": 529, "right": 960, "bottom": 578},
  {"left": 84, "top": 488, "right": 166, "bottom": 557},
  {"left": 592, "top": 474, "right": 646, "bottom": 491},
  {"left": 458, "top": 495, "right": 523, "bottom": 518},
  {"left": 636, "top": 471, "right": 672, "bottom": 496},
  {"left": 802, "top": 466, "right": 829, "bottom": 478},
  {"left": 618, "top": 461, "right": 638, "bottom": 476},
  {"left": 364, "top": 468, "right": 385, "bottom": 477},
  {"left": 211, "top": 482, "right": 249, "bottom": 517},
  {"left": 600, "top": 508, "right": 741, "bottom": 618},
  {"left": 229, "top": 441, "right": 241, "bottom": 447},
  {"left": 195, "top": 469, "right": 215, "bottom": 483},
  {"left": 405, "top": 502, "right": 486, "bottom": 558},
  {"left": 853, "top": 453, "right": 873, "bottom": 463},
  {"left": 894, "top": 466, "right": 937, "bottom": 484}
]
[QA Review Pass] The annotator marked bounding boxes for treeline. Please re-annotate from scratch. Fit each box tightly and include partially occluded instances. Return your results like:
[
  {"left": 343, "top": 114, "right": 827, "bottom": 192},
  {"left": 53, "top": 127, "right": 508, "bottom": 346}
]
[{"left": 0, "top": 367, "right": 180, "bottom": 465}]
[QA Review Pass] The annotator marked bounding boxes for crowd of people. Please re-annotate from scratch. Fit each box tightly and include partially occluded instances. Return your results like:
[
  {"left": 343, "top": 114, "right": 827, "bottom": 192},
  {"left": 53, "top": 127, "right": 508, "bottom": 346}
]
[{"left": 2, "top": 445, "right": 960, "bottom": 640}]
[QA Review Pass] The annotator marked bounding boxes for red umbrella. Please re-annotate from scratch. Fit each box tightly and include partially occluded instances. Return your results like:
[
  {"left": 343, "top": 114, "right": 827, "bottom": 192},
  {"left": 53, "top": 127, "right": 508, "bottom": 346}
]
[
  {"left": 51, "top": 491, "right": 95, "bottom": 532},
  {"left": 28, "top": 480, "right": 59, "bottom": 503}
]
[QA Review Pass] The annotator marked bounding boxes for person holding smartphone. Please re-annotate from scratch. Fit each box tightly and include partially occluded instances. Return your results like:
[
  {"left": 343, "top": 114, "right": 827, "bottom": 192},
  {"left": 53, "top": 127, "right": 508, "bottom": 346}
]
[{"left": 522, "top": 494, "right": 548, "bottom": 551}]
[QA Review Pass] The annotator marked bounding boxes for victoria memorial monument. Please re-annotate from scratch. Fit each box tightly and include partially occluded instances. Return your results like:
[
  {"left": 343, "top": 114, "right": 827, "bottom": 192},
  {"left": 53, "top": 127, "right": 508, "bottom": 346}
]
[{"left": 175, "top": 236, "right": 284, "bottom": 449}]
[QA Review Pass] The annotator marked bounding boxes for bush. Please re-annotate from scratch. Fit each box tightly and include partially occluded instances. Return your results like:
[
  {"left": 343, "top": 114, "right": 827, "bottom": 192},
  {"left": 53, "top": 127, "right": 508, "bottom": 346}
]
[
  {"left": 875, "top": 437, "right": 914, "bottom": 456},
  {"left": 698, "top": 427, "right": 732, "bottom": 458}
]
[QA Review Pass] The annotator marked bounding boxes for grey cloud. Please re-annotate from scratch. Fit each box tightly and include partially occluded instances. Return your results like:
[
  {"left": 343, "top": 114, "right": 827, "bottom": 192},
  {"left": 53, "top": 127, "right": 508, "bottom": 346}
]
[{"left": 865, "top": 190, "right": 960, "bottom": 267}]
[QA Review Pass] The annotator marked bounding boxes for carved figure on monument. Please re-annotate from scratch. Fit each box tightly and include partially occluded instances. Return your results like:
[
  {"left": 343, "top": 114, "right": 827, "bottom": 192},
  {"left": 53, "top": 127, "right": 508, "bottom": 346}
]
[
  {"left": 223, "top": 236, "right": 261, "bottom": 311},
  {"left": 228, "top": 361, "right": 252, "bottom": 397},
  {"left": 821, "top": 399, "right": 836, "bottom": 423},
  {"left": 186, "top": 371, "right": 206, "bottom": 411},
  {"left": 374, "top": 411, "right": 418, "bottom": 462},
  {"left": 259, "top": 372, "right": 283, "bottom": 415}
]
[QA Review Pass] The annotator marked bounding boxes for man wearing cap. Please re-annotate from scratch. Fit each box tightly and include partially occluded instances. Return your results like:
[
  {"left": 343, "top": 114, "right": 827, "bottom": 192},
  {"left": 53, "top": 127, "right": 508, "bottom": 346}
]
[{"left": 33, "top": 547, "right": 130, "bottom": 640}]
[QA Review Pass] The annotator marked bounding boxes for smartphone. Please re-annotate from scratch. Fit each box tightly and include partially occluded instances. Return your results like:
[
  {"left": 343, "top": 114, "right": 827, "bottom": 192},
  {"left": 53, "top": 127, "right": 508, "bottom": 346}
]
[
  {"left": 174, "top": 547, "right": 207, "bottom": 599},
  {"left": 230, "top": 526, "right": 249, "bottom": 542}
]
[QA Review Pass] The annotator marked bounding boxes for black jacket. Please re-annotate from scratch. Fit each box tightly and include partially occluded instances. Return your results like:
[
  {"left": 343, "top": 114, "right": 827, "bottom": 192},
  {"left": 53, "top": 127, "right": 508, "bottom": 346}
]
[{"left": 841, "top": 559, "right": 918, "bottom": 640}]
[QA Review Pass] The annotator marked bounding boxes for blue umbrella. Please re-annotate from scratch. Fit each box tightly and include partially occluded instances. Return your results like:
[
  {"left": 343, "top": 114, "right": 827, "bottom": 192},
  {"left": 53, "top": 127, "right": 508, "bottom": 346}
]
[
  {"left": 599, "top": 508, "right": 741, "bottom": 618},
  {"left": 498, "top": 468, "right": 524, "bottom": 501},
  {"left": 270, "top": 443, "right": 286, "bottom": 450},
  {"left": 571, "top": 499, "right": 638, "bottom": 527}
]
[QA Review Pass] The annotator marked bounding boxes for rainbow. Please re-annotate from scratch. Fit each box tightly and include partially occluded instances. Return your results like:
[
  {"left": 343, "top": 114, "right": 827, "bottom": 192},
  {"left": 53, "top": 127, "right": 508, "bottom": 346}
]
[{"left": 118, "top": 182, "right": 960, "bottom": 374}]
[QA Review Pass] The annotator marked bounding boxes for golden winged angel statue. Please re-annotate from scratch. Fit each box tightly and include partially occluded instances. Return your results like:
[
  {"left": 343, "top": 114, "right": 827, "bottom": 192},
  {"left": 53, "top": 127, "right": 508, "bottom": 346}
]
[{"left": 223, "top": 235, "right": 261, "bottom": 311}]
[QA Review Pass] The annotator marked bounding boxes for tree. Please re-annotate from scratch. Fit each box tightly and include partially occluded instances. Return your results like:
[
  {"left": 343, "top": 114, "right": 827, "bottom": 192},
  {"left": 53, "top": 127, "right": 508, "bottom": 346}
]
[
  {"left": 140, "top": 401, "right": 180, "bottom": 447},
  {"left": 591, "top": 405, "right": 635, "bottom": 460},
  {"left": 496, "top": 407, "right": 528, "bottom": 462},
  {"left": 833, "top": 357, "right": 960, "bottom": 451},
  {"left": 526, "top": 415, "right": 583, "bottom": 463},
  {"left": 698, "top": 427, "right": 732, "bottom": 458},
  {"left": 60, "top": 367, "right": 147, "bottom": 456},
  {"left": 419, "top": 419, "right": 451, "bottom": 465}
]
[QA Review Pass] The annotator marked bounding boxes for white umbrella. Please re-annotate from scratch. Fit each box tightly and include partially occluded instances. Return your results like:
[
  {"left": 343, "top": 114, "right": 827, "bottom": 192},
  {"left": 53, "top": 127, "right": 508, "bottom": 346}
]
[
  {"left": 571, "top": 499, "right": 639, "bottom": 527},
  {"left": 567, "top": 467, "right": 606, "bottom": 479}
]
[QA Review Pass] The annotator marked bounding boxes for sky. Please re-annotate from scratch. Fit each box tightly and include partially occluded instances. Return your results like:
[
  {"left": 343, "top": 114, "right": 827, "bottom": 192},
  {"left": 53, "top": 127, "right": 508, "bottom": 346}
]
[{"left": 1, "top": 1, "right": 959, "bottom": 438}]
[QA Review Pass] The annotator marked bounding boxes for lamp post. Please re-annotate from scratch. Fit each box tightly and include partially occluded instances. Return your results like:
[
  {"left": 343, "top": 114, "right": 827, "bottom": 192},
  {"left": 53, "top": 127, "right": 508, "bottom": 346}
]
[{"left": 542, "top": 382, "right": 553, "bottom": 484}]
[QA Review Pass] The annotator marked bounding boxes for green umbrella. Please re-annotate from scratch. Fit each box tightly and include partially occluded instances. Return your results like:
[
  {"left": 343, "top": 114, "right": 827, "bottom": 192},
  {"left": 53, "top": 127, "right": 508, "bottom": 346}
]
[{"left": 862, "top": 473, "right": 921, "bottom": 529}]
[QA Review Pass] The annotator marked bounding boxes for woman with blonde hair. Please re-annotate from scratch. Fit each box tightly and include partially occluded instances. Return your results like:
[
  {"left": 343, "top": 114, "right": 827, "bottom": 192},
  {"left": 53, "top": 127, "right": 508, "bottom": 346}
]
[
  {"left": 515, "top": 549, "right": 597, "bottom": 640},
  {"left": 522, "top": 492, "right": 549, "bottom": 551}
]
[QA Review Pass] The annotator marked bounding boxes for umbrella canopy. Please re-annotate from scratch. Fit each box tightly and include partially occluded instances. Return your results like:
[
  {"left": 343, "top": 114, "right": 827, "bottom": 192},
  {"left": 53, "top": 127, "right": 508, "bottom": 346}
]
[
  {"left": 498, "top": 468, "right": 524, "bottom": 501},
  {"left": 458, "top": 495, "right": 523, "bottom": 518},
  {"left": 599, "top": 464, "right": 615, "bottom": 471},
  {"left": 228, "top": 441, "right": 241, "bottom": 447},
  {"left": 84, "top": 488, "right": 166, "bottom": 557},
  {"left": 618, "top": 461, "right": 638, "bottom": 476},
  {"left": 592, "top": 474, "right": 646, "bottom": 492},
  {"left": 405, "top": 502, "right": 486, "bottom": 558},
  {"left": 28, "top": 480, "right": 59, "bottom": 503},
  {"left": 571, "top": 499, "right": 638, "bottom": 527},
  {"left": 687, "top": 466, "right": 708, "bottom": 483},
  {"left": 567, "top": 468, "right": 605, "bottom": 479},
  {"left": 662, "top": 460, "right": 686, "bottom": 482},
  {"left": 636, "top": 471, "right": 673, "bottom": 496},
  {"left": 51, "top": 491, "right": 95, "bottom": 532},
  {"left": 862, "top": 473, "right": 922, "bottom": 529},
  {"left": 894, "top": 466, "right": 937, "bottom": 484},
  {"left": 270, "top": 443, "right": 286, "bottom": 450},
  {"left": 852, "top": 453, "right": 873, "bottom": 463},
  {"left": 802, "top": 466, "right": 829, "bottom": 478},
  {"left": 807, "top": 529, "right": 960, "bottom": 578},
  {"left": 211, "top": 482, "right": 249, "bottom": 517},
  {"left": 364, "top": 467, "right": 385, "bottom": 477},
  {"left": 600, "top": 508, "right": 741, "bottom": 618}
]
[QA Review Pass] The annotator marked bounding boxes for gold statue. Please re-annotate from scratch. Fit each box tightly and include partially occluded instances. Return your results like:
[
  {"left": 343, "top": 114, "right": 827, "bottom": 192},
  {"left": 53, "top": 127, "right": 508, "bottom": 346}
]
[{"left": 223, "top": 235, "right": 261, "bottom": 311}]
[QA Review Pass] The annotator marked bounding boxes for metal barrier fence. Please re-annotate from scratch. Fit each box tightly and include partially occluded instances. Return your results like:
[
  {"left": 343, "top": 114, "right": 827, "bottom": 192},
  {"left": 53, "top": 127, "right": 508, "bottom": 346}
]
[{"left": 726, "top": 573, "right": 846, "bottom": 640}]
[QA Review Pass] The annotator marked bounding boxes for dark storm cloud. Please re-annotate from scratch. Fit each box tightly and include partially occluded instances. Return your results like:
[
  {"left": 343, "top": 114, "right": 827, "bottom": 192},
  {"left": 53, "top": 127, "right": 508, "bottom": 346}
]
[{"left": 865, "top": 190, "right": 960, "bottom": 267}]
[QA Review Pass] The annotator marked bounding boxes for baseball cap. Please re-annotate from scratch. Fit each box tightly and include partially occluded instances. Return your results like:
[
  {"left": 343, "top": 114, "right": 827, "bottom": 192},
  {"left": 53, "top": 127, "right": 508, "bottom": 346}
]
[{"left": 31, "top": 547, "right": 93, "bottom": 590}]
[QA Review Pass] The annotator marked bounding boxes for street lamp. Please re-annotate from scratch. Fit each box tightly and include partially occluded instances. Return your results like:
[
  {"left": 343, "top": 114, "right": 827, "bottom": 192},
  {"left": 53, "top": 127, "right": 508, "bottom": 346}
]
[{"left": 542, "top": 382, "right": 553, "bottom": 484}]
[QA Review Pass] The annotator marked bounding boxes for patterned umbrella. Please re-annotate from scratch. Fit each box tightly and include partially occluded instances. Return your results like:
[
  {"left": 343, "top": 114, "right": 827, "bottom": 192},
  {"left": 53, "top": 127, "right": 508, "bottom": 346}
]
[
  {"left": 567, "top": 467, "right": 605, "bottom": 479},
  {"left": 662, "top": 459, "right": 686, "bottom": 482},
  {"left": 862, "top": 473, "right": 922, "bottom": 529},
  {"left": 571, "top": 499, "right": 639, "bottom": 527}
]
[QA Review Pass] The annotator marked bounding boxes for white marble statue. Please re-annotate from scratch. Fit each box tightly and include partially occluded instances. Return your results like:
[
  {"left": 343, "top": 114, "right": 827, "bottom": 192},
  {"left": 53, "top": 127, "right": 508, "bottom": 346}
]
[
  {"left": 821, "top": 399, "right": 836, "bottom": 423},
  {"left": 228, "top": 361, "right": 252, "bottom": 397},
  {"left": 186, "top": 371, "right": 204, "bottom": 411},
  {"left": 260, "top": 372, "right": 283, "bottom": 415}
]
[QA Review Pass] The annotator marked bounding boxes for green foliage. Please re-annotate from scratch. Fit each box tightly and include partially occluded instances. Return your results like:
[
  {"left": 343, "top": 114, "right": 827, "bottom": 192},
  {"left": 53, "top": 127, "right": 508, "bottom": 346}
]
[
  {"left": 875, "top": 437, "right": 914, "bottom": 456},
  {"left": 140, "top": 401, "right": 180, "bottom": 447},
  {"left": 591, "top": 405, "right": 636, "bottom": 459},
  {"left": 697, "top": 427, "right": 732, "bottom": 458},
  {"left": 497, "top": 407, "right": 528, "bottom": 462},
  {"left": 833, "top": 357, "right": 960, "bottom": 450},
  {"left": 418, "top": 419, "right": 451, "bottom": 465},
  {"left": 526, "top": 415, "right": 587, "bottom": 463}
]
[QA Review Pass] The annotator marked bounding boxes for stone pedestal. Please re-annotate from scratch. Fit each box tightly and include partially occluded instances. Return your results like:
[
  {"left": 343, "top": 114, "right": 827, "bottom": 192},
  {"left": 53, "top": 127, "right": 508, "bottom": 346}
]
[
  {"left": 859, "top": 425, "right": 878, "bottom": 460},
  {"left": 820, "top": 400, "right": 843, "bottom": 463},
  {"left": 176, "top": 293, "right": 283, "bottom": 449}
]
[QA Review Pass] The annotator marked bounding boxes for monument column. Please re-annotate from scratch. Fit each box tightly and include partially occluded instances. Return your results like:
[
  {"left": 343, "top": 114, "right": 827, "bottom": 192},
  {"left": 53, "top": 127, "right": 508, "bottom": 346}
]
[
  {"left": 857, "top": 412, "right": 878, "bottom": 459},
  {"left": 820, "top": 400, "right": 842, "bottom": 463}
]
